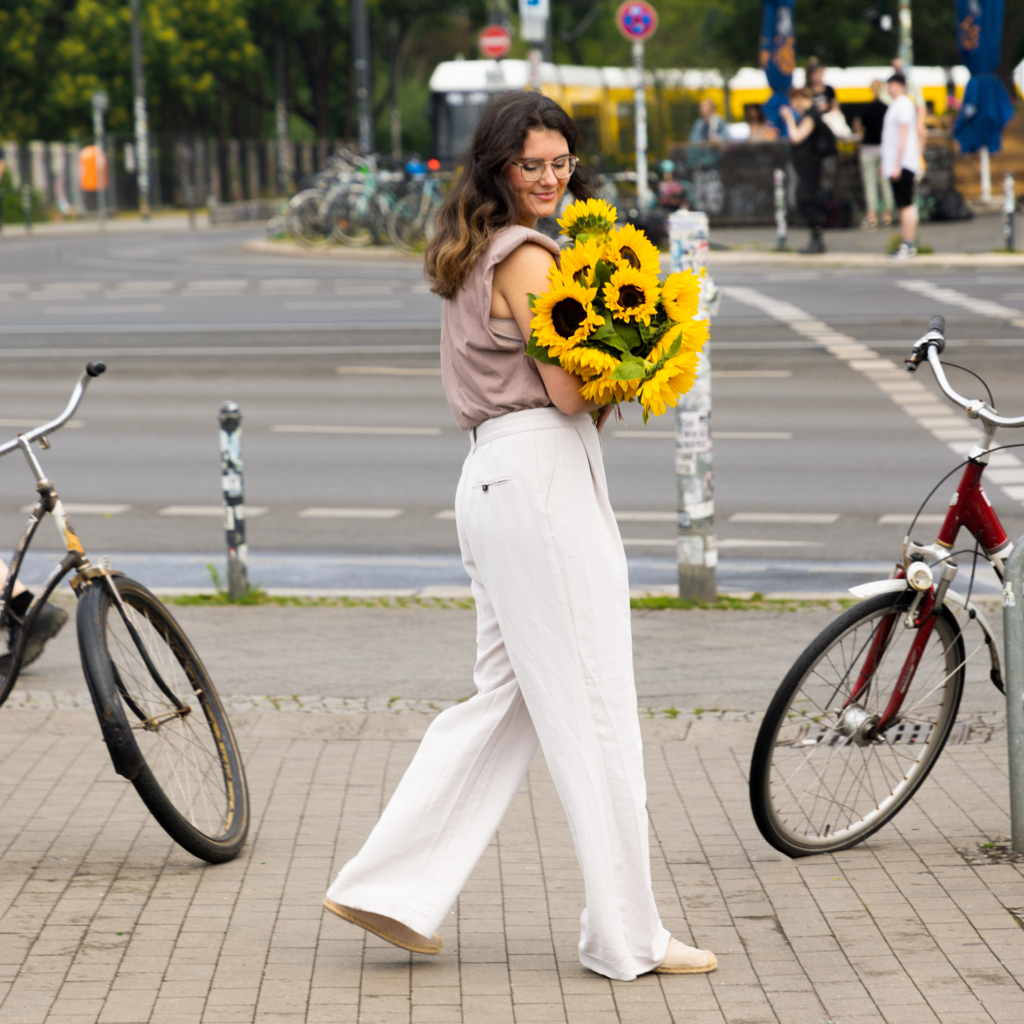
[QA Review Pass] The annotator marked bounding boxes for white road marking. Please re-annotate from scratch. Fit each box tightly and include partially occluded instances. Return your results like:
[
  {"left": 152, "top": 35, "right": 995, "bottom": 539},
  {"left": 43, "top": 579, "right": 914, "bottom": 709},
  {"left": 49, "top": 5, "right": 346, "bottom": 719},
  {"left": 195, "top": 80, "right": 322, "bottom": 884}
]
[
  {"left": 18, "top": 503, "right": 129, "bottom": 515},
  {"left": 109, "top": 281, "right": 174, "bottom": 291},
  {"left": 722, "top": 285, "right": 1024, "bottom": 509},
  {"left": 728, "top": 513, "right": 839, "bottom": 524},
  {"left": 611, "top": 430, "right": 792, "bottom": 440},
  {"left": 718, "top": 539, "right": 825, "bottom": 548},
  {"left": 298, "top": 508, "right": 403, "bottom": 519},
  {"left": 0, "top": 284, "right": 28, "bottom": 293},
  {"left": 334, "top": 284, "right": 397, "bottom": 294},
  {"left": 434, "top": 510, "right": 457, "bottom": 520},
  {"left": 272, "top": 424, "right": 442, "bottom": 436},
  {"left": 712, "top": 370, "right": 792, "bottom": 378},
  {"left": 335, "top": 366, "right": 442, "bottom": 376},
  {"left": 897, "top": 280, "right": 1024, "bottom": 329},
  {"left": 0, "top": 419, "right": 83, "bottom": 429},
  {"left": 878, "top": 514, "right": 948, "bottom": 525},
  {"left": 45, "top": 305, "right": 166, "bottom": 315},
  {"left": 36, "top": 282, "right": 102, "bottom": 293},
  {"left": 411, "top": 283, "right": 432, "bottom": 293},
  {"left": 158, "top": 505, "right": 267, "bottom": 516},
  {"left": 614, "top": 512, "right": 676, "bottom": 522},
  {"left": 183, "top": 280, "right": 248, "bottom": 292},
  {"left": 259, "top": 279, "right": 320, "bottom": 293},
  {"left": 621, "top": 539, "right": 677, "bottom": 546},
  {"left": 286, "top": 300, "right": 404, "bottom": 310}
]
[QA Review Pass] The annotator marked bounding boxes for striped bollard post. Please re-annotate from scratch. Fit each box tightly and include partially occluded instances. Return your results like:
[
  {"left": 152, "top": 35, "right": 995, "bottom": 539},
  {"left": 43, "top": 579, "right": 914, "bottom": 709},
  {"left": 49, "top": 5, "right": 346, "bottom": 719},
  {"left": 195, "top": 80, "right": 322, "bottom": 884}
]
[
  {"left": 669, "top": 209, "right": 716, "bottom": 602},
  {"left": 774, "top": 168, "right": 787, "bottom": 251},
  {"left": 1004, "top": 172, "right": 1016, "bottom": 253},
  {"left": 219, "top": 402, "right": 249, "bottom": 600}
]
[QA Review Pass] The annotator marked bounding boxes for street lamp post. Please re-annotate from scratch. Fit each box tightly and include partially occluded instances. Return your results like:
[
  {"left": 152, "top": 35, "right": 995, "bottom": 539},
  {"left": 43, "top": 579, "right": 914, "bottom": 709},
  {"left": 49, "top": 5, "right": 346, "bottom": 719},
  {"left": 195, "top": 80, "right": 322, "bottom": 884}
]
[
  {"left": 352, "top": 0, "right": 372, "bottom": 155},
  {"left": 130, "top": 0, "right": 151, "bottom": 219}
]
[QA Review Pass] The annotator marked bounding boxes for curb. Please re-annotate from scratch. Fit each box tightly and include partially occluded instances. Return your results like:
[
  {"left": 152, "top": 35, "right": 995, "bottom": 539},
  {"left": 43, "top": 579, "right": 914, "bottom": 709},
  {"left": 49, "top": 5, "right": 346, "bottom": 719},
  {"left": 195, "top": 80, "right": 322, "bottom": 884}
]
[
  {"left": 706, "top": 250, "right": 1024, "bottom": 268},
  {"left": 245, "top": 238, "right": 422, "bottom": 260}
]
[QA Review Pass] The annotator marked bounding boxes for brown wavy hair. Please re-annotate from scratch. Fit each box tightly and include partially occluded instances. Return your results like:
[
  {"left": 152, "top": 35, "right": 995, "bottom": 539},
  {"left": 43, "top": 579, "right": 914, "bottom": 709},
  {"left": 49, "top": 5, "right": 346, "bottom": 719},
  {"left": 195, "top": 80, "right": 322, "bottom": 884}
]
[{"left": 424, "top": 92, "right": 598, "bottom": 299}]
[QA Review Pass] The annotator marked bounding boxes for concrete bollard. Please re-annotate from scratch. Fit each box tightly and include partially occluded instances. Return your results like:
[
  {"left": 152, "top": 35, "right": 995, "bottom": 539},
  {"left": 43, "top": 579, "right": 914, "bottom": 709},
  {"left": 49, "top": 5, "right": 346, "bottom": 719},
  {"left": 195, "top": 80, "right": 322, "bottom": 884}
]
[
  {"left": 774, "top": 168, "right": 787, "bottom": 251},
  {"left": 1004, "top": 172, "right": 1016, "bottom": 253},
  {"left": 219, "top": 402, "right": 249, "bottom": 600}
]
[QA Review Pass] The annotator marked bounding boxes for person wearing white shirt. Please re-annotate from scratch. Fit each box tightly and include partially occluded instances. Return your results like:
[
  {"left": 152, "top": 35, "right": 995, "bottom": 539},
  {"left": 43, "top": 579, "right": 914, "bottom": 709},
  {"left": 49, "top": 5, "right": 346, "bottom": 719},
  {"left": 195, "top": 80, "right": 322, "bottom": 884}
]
[{"left": 881, "top": 72, "right": 921, "bottom": 259}]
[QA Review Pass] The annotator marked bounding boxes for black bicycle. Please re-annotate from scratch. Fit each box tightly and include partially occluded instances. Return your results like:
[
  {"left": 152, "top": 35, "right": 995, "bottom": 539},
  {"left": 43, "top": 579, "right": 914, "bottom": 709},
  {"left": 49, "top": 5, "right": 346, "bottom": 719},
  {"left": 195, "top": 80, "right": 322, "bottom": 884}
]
[{"left": 0, "top": 363, "right": 249, "bottom": 862}]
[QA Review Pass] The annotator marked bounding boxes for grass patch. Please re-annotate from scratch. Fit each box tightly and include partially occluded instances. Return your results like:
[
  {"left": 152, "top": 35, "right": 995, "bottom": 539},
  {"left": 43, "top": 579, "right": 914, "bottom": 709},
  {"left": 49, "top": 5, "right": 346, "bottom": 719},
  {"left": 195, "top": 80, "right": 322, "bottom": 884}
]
[
  {"left": 629, "top": 592, "right": 856, "bottom": 612},
  {"left": 163, "top": 591, "right": 476, "bottom": 609}
]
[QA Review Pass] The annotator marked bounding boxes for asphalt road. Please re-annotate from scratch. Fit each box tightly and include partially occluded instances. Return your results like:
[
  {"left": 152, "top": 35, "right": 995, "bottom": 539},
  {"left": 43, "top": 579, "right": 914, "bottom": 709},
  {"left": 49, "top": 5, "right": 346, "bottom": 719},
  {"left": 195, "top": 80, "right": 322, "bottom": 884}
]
[{"left": 1, "top": 224, "right": 1023, "bottom": 594}]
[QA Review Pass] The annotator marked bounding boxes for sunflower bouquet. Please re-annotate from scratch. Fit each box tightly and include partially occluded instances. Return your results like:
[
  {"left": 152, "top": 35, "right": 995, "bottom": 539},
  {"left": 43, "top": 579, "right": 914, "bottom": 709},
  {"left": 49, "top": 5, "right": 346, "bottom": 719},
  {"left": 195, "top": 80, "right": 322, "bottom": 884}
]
[{"left": 526, "top": 198, "right": 708, "bottom": 423}]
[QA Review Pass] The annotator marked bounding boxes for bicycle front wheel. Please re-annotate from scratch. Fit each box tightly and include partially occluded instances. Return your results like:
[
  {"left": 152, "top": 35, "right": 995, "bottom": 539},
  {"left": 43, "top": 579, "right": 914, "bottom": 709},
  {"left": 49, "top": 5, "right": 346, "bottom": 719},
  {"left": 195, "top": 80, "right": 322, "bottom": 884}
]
[
  {"left": 287, "top": 191, "right": 333, "bottom": 248},
  {"left": 749, "top": 591, "right": 964, "bottom": 857},
  {"left": 328, "top": 186, "right": 375, "bottom": 247},
  {"left": 388, "top": 194, "right": 438, "bottom": 253},
  {"left": 78, "top": 577, "right": 249, "bottom": 862}
]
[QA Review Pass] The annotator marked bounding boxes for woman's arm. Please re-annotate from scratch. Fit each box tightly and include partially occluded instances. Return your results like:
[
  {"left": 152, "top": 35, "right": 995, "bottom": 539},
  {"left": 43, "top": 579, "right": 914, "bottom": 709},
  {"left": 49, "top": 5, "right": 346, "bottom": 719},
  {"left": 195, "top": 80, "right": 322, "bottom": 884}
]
[
  {"left": 492, "top": 242, "right": 600, "bottom": 418},
  {"left": 781, "top": 107, "right": 815, "bottom": 145}
]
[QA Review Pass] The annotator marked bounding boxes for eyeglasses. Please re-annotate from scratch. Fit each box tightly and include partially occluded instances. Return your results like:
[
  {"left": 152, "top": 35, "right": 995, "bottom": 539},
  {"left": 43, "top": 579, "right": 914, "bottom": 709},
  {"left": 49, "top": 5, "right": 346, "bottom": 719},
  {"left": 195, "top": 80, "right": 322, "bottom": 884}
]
[{"left": 509, "top": 155, "right": 578, "bottom": 182}]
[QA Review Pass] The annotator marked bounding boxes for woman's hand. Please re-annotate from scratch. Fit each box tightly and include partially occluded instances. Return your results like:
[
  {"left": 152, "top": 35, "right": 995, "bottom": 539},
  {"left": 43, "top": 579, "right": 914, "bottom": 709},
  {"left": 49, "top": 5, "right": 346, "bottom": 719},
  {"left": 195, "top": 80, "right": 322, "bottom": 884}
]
[{"left": 595, "top": 406, "right": 613, "bottom": 434}]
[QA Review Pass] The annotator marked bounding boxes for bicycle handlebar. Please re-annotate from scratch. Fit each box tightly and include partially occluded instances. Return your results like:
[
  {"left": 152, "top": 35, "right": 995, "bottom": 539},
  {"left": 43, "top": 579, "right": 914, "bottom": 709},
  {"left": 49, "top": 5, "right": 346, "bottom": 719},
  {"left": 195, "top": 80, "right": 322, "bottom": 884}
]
[
  {"left": 0, "top": 362, "right": 106, "bottom": 458},
  {"left": 908, "top": 317, "right": 1024, "bottom": 429}
]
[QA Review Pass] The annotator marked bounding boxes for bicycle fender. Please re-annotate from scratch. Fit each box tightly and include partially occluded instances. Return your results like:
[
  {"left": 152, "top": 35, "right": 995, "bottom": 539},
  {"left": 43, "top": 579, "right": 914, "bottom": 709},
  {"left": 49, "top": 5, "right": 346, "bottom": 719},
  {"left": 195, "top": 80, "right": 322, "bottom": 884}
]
[
  {"left": 849, "top": 579, "right": 1004, "bottom": 693},
  {"left": 848, "top": 579, "right": 908, "bottom": 599}
]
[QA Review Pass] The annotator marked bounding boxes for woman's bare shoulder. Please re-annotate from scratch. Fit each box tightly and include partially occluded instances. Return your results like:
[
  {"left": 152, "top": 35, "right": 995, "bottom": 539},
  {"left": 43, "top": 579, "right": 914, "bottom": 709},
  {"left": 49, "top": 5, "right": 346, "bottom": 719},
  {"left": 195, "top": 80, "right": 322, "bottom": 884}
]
[{"left": 495, "top": 239, "right": 557, "bottom": 275}]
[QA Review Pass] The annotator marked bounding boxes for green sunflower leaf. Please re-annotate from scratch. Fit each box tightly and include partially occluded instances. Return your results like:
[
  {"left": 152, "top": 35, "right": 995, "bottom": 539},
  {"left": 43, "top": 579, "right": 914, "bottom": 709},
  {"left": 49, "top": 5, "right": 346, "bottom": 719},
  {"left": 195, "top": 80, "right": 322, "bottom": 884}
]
[
  {"left": 613, "top": 320, "right": 642, "bottom": 352},
  {"left": 525, "top": 336, "right": 559, "bottom": 365},
  {"left": 610, "top": 356, "right": 647, "bottom": 381},
  {"left": 527, "top": 292, "right": 538, "bottom": 311}
]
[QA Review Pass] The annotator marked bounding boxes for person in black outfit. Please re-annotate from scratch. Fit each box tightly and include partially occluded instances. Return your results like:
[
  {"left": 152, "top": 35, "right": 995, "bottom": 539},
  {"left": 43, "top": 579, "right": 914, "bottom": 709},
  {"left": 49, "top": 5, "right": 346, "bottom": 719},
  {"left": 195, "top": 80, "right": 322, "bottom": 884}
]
[
  {"left": 852, "top": 80, "right": 894, "bottom": 228},
  {"left": 779, "top": 86, "right": 833, "bottom": 254}
]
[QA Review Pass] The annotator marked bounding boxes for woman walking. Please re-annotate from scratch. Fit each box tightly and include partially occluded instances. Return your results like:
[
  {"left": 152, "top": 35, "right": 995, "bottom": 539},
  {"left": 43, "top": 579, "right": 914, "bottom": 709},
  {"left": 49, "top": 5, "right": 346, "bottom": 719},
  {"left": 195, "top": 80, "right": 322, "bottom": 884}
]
[{"left": 322, "top": 91, "right": 716, "bottom": 983}]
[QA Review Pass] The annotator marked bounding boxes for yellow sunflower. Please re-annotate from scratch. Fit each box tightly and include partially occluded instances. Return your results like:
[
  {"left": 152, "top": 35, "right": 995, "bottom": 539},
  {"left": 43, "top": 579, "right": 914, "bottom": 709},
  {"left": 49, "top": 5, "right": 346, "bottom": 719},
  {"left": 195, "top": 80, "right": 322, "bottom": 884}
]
[
  {"left": 557, "top": 197, "right": 617, "bottom": 240},
  {"left": 660, "top": 270, "right": 702, "bottom": 322},
  {"left": 604, "top": 224, "right": 662, "bottom": 275},
  {"left": 558, "top": 236, "right": 605, "bottom": 287},
  {"left": 603, "top": 266, "right": 660, "bottom": 325},
  {"left": 580, "top": 373, "right": 639, "bottom": 406},
  {"left": 657, "top": 318, "right": 709, "bottom": 357},
  {"left": 560, "top": 345, "right": 619, "bottom": 380},
  {"left": 638, "top": 351, "right": 700, "bottom": 419},
  {"left": 530, "top": 273, "right": 603, "bottom": 357}
]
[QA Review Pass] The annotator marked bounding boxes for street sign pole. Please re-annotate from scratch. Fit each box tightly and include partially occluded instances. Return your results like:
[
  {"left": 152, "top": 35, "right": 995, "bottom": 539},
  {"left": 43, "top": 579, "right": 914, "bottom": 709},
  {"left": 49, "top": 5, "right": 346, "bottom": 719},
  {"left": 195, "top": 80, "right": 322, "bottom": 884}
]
[
  {"left": 615, "top": 3, "right": 657, "bottom": 216},
  {"left": 91, "top": 91, "right": 108, "bottom": 231},
  {"left": 519, "top": 0, "right": 548, "bottom": 91},
  {"left": 130, "top": 0, "right": 151, "bottom": 220},
  {"left": 632, "top": 41, "right": 649, "bottom": 212}
]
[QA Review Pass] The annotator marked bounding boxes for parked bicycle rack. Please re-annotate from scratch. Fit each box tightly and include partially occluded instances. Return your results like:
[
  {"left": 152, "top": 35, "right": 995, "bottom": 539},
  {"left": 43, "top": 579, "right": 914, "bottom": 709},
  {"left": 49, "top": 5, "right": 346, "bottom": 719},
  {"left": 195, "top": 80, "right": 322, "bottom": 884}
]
[{"left": 1003, "top": 533, "right": 1024, "bottom": 853}]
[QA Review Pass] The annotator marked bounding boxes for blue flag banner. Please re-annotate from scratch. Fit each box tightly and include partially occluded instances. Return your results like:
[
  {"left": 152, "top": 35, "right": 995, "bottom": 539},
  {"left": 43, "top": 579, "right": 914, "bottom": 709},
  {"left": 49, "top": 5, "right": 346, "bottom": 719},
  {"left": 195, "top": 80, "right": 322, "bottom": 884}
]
[
  {"left": 953, "top": 0, "right": 1014, "bottom": 154},
  {"left": 759, "top": 0, "right": 796, "bottom": 134}
]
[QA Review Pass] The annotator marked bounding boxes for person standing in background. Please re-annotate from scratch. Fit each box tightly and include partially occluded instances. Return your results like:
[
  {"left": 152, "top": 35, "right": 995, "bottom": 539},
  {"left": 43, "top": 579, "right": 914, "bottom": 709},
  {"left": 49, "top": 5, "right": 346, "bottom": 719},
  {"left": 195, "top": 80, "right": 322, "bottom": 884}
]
[
  {"left": 881, "top": 72, "right": 921, "bottom": 260},
  {"left": 805, "top": 56, "right": 826, "bottom": 100},
  {"left": 853, "top": 80, "right": 895, "bottom": 229},
  {"left": 780, "top": 87, "right": 831, "bottom": 254},
  {"left": 689, "top": 98, "right": 728, "bottom": 144}
]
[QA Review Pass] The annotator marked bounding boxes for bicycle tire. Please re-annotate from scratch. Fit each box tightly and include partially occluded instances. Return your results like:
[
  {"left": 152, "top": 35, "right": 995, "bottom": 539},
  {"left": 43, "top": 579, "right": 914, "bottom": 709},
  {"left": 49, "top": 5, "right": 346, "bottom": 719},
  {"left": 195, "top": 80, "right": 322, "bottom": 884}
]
[
  {"left": 287, "top": 191, "right": 333, "bottom": 248},
  {"left": 78, "top": 577, "right": 249, "bottom": 862},
  {"left": 749, "top": 591, "right": 965, "bottom": 857},
  {"left": 388, "top": 194, "right": 438, "bottom": 254},
  {"left": 328, "top": 186, "right": 375, "bottom": 247}
]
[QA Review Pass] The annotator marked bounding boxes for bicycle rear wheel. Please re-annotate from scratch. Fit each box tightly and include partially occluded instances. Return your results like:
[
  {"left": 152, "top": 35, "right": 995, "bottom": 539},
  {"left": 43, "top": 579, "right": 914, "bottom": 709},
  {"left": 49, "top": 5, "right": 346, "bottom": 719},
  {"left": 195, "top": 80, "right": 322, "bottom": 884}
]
[
  {"left": 328, "top": 186, "right": 375, "bottom": 247},
  {"left": 78, "top": 577, "right": 249, "bottom": 862},
  {"left": 749, "top": 591, "right": 965, "bottom": 857}
]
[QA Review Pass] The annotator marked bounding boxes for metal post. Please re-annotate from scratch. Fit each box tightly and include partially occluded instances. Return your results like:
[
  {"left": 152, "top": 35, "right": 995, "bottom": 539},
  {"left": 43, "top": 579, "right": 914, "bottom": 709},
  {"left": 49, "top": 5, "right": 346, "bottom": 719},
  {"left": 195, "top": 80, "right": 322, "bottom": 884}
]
[
  {"left": 19, "top": 145, "right": 32, "bottom": 233},
  {"left": 130, "top": 0, "right": 151, "bottom": 219},
  {"left": 669, "top": 209, "right": 716, "bottom": 602},
  {"left": 981, "top": 145, "right": 992, "bottom": 204},
  {"left": 897, "top": 0, "right": 913, "bottom": 69},
  {"left": 632, "top": 40, "right": 649, "bottom": 214},
  {"left": 1003, "top": 172, "right": 1015, "bottom": 251},
  {"left": 219, "top": 402, "right": 249, "bottom": 601},
  {"left": 1002, "top": 534, "right": 1024, "bottom": 853},
  {"left": 91, "top": 91, "right": 107, "bottom": 230},
  {"left": 275, "top": 32, "right": 293, "bottom": 194},
  {"left": 352, "top": 0, "right": 372, "bottom": 155},
  {"left": 773, "top": 167, "right": 787, "bottom": 250}
]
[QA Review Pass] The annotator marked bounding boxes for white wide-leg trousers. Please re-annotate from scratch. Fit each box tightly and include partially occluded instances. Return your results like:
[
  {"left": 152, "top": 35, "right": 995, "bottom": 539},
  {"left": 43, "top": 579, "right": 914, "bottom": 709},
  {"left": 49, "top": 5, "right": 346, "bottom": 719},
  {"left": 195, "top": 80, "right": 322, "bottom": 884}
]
[{"left": 326, "top": 406, "right": 670, "bottom": 981}]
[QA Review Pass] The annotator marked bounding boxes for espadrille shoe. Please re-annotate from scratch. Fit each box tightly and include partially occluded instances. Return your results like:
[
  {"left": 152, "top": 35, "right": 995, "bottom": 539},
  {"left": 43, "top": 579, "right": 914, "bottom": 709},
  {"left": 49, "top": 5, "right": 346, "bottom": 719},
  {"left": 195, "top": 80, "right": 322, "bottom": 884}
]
[
  {"left": 322, "top": 899, "right": 443, "bottom": 954},
  {"left": 653, "top": 936, "right": 717, "bottom": 975}
]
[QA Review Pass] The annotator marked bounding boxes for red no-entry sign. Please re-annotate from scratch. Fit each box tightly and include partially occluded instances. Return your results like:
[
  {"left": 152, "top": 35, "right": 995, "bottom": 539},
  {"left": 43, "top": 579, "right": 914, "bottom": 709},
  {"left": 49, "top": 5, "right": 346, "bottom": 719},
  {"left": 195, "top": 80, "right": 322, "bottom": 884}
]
[
  {"left": 478, "top": 24, "right": 513, "bottom": 59},
  {"left": 616, "top": 1, "right": 658, "bottom": 42}
]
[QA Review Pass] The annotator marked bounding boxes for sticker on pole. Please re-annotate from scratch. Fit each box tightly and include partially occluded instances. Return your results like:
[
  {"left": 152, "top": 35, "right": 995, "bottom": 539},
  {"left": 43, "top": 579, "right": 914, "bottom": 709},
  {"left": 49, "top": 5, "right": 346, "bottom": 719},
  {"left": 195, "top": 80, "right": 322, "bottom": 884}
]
[
  {"left": 616, "top": 1, "right": 658, "bottom": 42},
  {"left": 478, "top": 24, "right": 513, "bottom": 59}
]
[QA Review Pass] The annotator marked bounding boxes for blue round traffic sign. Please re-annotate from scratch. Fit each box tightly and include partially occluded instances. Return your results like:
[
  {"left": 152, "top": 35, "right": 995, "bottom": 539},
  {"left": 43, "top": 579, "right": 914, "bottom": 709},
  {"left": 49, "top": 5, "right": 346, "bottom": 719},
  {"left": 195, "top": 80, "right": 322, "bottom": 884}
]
[{"left": 616, "top": 1, "right": 658, "bottom": 42}]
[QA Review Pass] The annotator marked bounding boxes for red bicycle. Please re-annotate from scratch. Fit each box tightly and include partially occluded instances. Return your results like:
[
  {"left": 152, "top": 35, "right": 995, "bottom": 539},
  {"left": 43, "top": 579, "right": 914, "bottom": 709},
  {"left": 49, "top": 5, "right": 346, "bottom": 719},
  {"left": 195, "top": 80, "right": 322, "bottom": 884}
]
[{"left": 750, "top": 315, "right": 1023, "bottom": 857}]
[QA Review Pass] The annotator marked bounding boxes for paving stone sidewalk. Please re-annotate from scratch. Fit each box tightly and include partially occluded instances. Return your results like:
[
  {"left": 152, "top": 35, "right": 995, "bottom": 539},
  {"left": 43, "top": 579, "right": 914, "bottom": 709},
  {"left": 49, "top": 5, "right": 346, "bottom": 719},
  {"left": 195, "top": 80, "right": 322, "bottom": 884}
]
[{"left": 1, "top": 606, "right": 1022, "bottom": 1024}]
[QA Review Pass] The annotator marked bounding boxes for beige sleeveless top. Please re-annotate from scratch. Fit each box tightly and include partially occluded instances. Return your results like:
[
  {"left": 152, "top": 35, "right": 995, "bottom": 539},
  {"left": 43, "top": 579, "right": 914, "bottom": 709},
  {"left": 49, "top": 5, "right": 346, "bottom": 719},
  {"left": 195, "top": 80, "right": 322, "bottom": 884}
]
[{"left": 440, "top": 225, "right": 560, "bottom": 431}]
